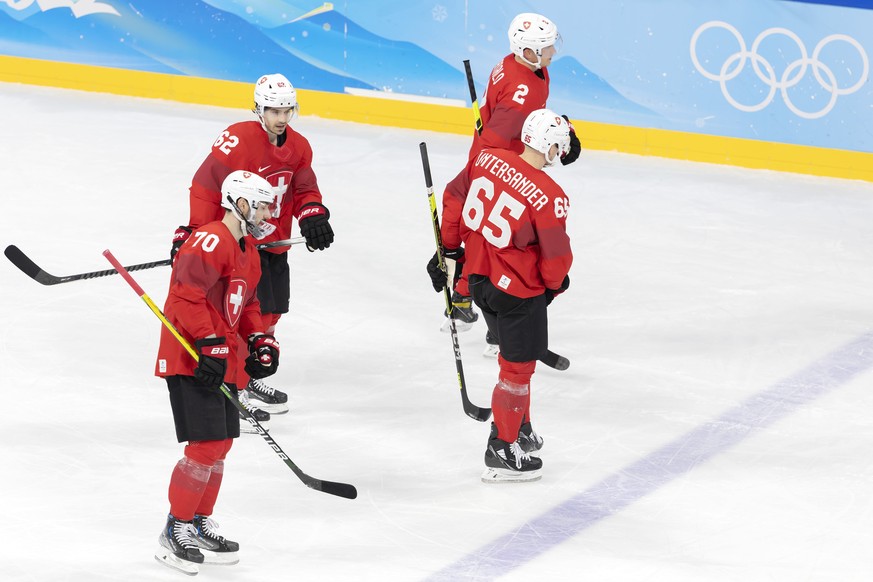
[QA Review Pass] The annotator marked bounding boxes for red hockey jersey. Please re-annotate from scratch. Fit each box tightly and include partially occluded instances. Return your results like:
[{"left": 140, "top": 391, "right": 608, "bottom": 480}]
[
  {"left": 188, "top": 121, "right": 324, "bottom": 253},
  {"left": 468, "top": 54, "right": 550, "bottom": 160},
  {"left": 156, "top": 220, "right": 264, "bottom": 380},
  {"left": 441, "top": 148, "right": 572, "bottom": 298}
]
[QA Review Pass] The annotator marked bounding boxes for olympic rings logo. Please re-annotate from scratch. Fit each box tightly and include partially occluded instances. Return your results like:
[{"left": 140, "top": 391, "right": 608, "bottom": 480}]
[{"left": 690, "top": 21, "right": 868, "bottom": 119}]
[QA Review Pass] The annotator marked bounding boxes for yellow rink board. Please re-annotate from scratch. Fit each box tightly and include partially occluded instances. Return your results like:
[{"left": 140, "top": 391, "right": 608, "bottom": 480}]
[{"left": 1, "top": 55, "right": 870, "bottom": 182}]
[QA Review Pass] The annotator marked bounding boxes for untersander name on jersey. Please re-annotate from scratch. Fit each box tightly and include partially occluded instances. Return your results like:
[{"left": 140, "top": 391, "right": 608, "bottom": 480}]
[{"left": 473, "top": 151, "right": 549, "bottom": 211}]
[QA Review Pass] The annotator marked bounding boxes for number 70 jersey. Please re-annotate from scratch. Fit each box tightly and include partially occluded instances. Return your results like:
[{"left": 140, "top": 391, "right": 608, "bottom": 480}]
[{"left": 441, "top": 147, "right": 572, "bottom": 299}]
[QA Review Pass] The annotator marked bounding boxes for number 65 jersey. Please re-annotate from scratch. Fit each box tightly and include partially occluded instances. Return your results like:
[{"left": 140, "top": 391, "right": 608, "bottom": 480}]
[{"left": 441, "top": 147, "right": 572, "bottom": 299}]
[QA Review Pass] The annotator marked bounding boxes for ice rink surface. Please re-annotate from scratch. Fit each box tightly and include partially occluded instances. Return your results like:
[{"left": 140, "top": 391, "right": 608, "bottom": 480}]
[{"left": 2, "top": 82, "right": 873, "bottom": 581}]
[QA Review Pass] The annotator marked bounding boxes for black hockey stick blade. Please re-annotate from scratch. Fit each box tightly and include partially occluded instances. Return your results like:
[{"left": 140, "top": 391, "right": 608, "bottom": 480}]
[
  {"left": 5, "top": 244, "right": 171, "bottom": 285},
  {"left": 302, "top": 475, "right": 358, "bottom": 500},
  {"left": 462, "top": 393, "right": 492, "bottom": 422},
  {"left": 541, "top": 350, "right": 570, "bottom": 371}
]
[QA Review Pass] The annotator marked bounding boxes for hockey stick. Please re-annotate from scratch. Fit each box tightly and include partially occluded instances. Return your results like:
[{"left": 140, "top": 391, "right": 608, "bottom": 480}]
[
  {"left": 420, "top": 142, "right": 492, "bottom": 423},
  {"left": 463, "top": 60, "right": 570, "bottom": 373},
  {"left": 5, "top": 237, "right": 305, "bottom": 286},
  {"left": 102, "top": 249, "right": 358, "bottom": 501},
  {"left": 463, "top": 59, "right": 484, "bottom": 136}
]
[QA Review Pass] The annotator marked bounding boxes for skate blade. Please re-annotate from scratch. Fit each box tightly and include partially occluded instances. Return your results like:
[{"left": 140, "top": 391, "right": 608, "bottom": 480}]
[
  {"left": 482, "top": 344, "right": 499, "bottom": 358},
  {"left": 201, "top": 549, "right": 240, "bottom": 566},
  {"left": 440, "top": 317, "right": 475, "bottom": 333},
  {"left": 249, "top": 401, "right": 289, "bottom": 415},
  {"left": 481, "top": 467, "right": 542, "bottom": 484},
  {"left": 155, "top": 549, "right": 200, "bottom": 576}
]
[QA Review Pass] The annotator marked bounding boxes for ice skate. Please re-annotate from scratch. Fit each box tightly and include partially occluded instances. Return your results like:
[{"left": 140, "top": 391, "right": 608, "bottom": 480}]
[
  {"left": 518, "top": 421, "right": 544, "bottom": 455},
  {"left": 244, "top": 377, "right": 289, "bottom": 415},
  {"left": 489, "top": 421, "right": 543, "bottom": 455},
  {"left": 440, "top": 291, "right": 479, "bottom": 333},
  {"left": 193, "top": 514, "right": 240, "bottom": 565},
  {"left": 155, "top": 514, "right": 204, "bottom": 576},
  {"left": 483, "top": 329, "right": 499, "bottom": 358},
  {"left": 481, "top": 436, "right": 543, "bottom": 483},
  {"left": 239, "top": 388, "right": 270, "bottom": 434}
]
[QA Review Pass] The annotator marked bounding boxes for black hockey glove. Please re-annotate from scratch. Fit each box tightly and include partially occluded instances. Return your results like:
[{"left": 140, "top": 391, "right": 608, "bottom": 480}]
[
  {"left": 426, "top": 247, "right": 463, "bottom": 292},
  {"left": 545, "top": 275, "right": 570, "bottom": 305},
  {"left": 194, "top": 337, "right": 228, "bottom": 389},
  {"left": 298, "top": 203, "right": 334, "bottom": 251},
  {"left": 170, "top": 225, "right": 193, "bottom": 261},
  {"left": 245, "top": 334, "right": 280, "bottom": 379},
  {"left": 560, "top": 115, "right": 581, "bottom": 166}
]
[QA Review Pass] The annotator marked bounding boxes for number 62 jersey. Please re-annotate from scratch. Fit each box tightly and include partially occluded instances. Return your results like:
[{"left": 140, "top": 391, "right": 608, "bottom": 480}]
[
  {"left": 440, "top": 147, "right": 572, "bottom": 299},
  {"left": 188, "top": 120, "right": 324, "bottom": 253}
]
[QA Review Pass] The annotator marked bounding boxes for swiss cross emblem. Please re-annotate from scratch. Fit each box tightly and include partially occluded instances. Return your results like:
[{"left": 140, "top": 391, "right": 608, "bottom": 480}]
[
  {"left": 523, "top": 21, "right": 531, "bottom": 30},
  {"left": 265, "top": 170, "right": 293, "bottom": 217},
  {"left": 224, "top": 278, "right": 248, "bottom": 327}
]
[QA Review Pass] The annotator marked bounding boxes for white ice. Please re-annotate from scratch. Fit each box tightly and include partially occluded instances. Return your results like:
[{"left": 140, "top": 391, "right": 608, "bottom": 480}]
[{"left": 1, "top": 83, "right": 873, "bottom": 581}]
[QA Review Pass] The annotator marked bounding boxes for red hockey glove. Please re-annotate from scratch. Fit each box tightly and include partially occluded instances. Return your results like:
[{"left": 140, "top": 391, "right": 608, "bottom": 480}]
[
  {"left": 194, "top": 337, "right": 228, "bottom": 389},
  {"left": 171, "top": 225, "right": 193, "bottom": 261},
  {"left": 298, "top": 203, "right": 334, "bottom": 251},
  {"left": 560, "top": 115, "right": 581, "bottom": 166},
  {"left": 245, "top": 334, "right": 280, "bottom": 379}
]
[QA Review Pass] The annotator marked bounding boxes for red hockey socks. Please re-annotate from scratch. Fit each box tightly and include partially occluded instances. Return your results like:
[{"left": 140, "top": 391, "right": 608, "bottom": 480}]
[
  {"left": 168, "top": 457, "right": 211, "bottom": 521},
  {"left": 169, "top": 440, "right": 233, "bottom": 520},
  {"left": 194, "top": 460, "right": 224, "bottom": 517},
  {"left": 492, "top": 356, "right": 536, "bottom": 442}
]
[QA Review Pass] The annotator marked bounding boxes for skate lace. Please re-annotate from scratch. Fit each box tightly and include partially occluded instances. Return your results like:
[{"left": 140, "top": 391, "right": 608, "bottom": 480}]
[
  {"left": 509, "top": 441, "right": 532, "bottom": 469},
  {"left": 173, "top": 521, "right": 200, "bottom": 549},
  {"left": 198, "top": 516, "right": 224, "bottom": 542},
  {"left": 251, "top": 378, "right": 275, "bottom": 396}
]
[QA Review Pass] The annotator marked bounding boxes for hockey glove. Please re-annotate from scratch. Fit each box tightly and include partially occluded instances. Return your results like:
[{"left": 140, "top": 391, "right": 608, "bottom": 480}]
[
  {"left": 245, "top": 334, "right": 280, "bottom": 379},
  {"left": 426, "top": 247, "right": 463, "bottom": 292},
  {"left": 545, "top": 275, "right": 570, "bottom": 305},
  {"left": 298, "top": 203, "right": 334, "bottom": 251},
  {"left": 560, "top": 115, "right": 581, "bottom": 166},
  {"left": 171, "top": 225, "right": 193, "bottom": 261},
  {"left": 194, "top": 337, "right": 228, "bottom": 389}
]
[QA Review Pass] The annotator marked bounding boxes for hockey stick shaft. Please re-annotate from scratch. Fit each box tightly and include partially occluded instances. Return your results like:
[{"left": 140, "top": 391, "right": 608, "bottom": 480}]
[
  {"left": 5, "top": 238, "right": 305, "bottom": 286},
  {"left": 463, "top": 60, "right": 484, "bottom": 137},
  {"left": 102, "top": 249, "right": 357, "bottom": 500},
  {"left": 419, "top": 142, "right": 491, "bottom": 422}
]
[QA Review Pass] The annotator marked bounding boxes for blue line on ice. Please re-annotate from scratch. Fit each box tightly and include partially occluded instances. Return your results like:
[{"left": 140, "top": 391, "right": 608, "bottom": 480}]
[{"left": 425, "top": 330, "right": 873, "bottom": 581}]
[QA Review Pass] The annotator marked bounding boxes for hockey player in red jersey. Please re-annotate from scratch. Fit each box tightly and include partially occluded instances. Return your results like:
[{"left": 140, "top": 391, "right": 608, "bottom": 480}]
[
  {"left": 155, "top": 171, "right": 281, "bottom": 574},
  {"left": 439, "top": 109, "right": 573, "bottom": 483},
  {"left": 428, "top": 13, "right": 580, "bottom": 349},
  {"left": 171, "top": 73, "right": 334, "bottom": 420}
]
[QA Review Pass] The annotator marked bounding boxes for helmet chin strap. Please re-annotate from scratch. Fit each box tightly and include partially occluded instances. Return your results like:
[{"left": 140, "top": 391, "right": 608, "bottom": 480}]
[
  {"left": 520, "top": 49, "right": 543, "bottom": 70},
  {"left": 225, "top": 195, "right": 265, "bottom": 238}
]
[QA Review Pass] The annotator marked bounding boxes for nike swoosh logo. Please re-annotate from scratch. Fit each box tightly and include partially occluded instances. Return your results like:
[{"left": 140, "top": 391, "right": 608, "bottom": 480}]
[{"left": 258, "top": 165, "right": 271, "bottom": 172}]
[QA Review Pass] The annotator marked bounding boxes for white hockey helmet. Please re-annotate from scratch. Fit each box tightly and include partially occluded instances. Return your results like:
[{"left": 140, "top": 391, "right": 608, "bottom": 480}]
[
  {"left": 508, "top": 13, "right": 560, "bottom": 69},
  {"left": 220, "top": 170, "right": 276, "bottom": 237},
  {"left": 521, "top": 109, "right": 571, "bottom": 167},
  {"left": 253, "top": 73, "right": 298, "bottom": 129}
]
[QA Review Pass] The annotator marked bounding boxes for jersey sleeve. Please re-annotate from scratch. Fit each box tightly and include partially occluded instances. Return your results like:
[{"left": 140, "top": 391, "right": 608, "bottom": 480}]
[
  {"left": 168, "top": 237, "right": 229, "bottom": 340},
  {"left": 238, "top": 240, "right": 265, "bottom": 339},
  {"left": 439, "top": 166, "right": 470, "bottom": 250},
  {"left": 532, "top": 185, "right": 572, "bottom": 290},
  {"left": 188, "top": 125, "right": 255, "bottom": 228}
]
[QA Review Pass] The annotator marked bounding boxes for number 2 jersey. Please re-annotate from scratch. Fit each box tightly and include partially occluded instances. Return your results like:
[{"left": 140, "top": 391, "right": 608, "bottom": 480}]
[
  {"left": 441, "top": 147, "right": 572, "bottom": 299},
  {"left": 156, "top": 220, "right": 264, "bottom": 380},
  {"left": 188, "top": 120, "right": 324, "bottom": 253},
  {"left": 468, "top": 54, "right": 550, "bottom": 160}
]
